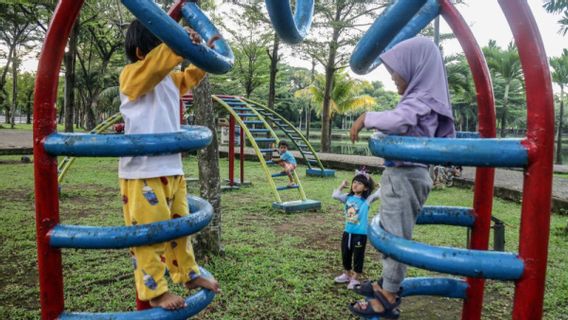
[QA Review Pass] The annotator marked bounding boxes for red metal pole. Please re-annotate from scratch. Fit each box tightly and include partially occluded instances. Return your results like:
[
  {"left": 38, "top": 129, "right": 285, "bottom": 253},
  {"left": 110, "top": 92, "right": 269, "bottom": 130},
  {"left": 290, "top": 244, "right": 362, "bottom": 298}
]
[
  {"left": 240, "top": 119, "right": 245, "bottom": 185},
  {"left": 440, "top": 2, "right": 497, "bottom": 319},
  {"left": 229, "top": 115, "right": 235, "bottom": 186},
  {"left": 498, "top": 2, "right": 554, "bottom": 319},
  {"left": 33, "top": 1, "right": 85, "bottom": 319}
]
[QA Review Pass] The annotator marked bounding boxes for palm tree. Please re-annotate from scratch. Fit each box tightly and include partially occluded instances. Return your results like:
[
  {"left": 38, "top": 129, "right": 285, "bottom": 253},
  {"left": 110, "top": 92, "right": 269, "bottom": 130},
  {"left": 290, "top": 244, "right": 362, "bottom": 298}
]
[
  {"left": 483, "top": 41, "right": 524, "bottom": 137},
  {"left": 550, "top": 49, "right": 568, "bottom": 164},
  {"left": 295, "top": 71, "right": 376, "bottom": 146},
  {"left": 445, "top": 54, "right": 478, "bottom": 131},
  {"left": 544, "top": 0, "right": 568, "bottom": 35}
]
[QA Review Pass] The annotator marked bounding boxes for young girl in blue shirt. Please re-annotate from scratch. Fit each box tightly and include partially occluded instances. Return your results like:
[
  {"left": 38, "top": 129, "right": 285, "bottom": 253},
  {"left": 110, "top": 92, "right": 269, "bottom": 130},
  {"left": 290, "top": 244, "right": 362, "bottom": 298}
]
[{"left": 332, "top": 170, "right": 381, "bottom": 290}]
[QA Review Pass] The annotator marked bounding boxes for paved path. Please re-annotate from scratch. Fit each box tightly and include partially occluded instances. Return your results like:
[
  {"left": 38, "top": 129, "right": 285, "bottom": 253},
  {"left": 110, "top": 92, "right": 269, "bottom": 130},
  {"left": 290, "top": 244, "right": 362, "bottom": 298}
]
[
  {"left": 220, "top": 146, "right": 568, "bottom": 213},
  {"left": 1, "top": 130, "right": 566, "bottom": 212}
]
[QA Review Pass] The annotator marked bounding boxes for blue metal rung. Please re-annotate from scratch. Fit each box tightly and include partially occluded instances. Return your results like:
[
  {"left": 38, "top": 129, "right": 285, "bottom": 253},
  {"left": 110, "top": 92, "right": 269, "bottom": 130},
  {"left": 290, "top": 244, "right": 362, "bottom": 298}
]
[
  {"left": 398, "top": 277, "right": 467, "bottom": 299},
  {"left": 368, "top": 135, "right": 528, "bottom": 167},
  {"left": 59, "top": 267, "right": 216, "bottom": 319},
  {"left": 416, "top": 206, "right": 475, "bottom": 227},
  {"left": 265, "top": 160, "right": 274, "bottom": 165},
  {"left": 259, "top": 148, "right": 275, "bottom": 153},
  {"left": 306, "top": 168, "right": 336, "bottom": 177},
  {"left": 277, "top": 184, "right": 299, "bottom": 191},
  {"left": 49, "top": 195, "right": 212, "bottom": 249},
  {"left": 237, "top": 113, "right": 258, "bottom": 118},
  {"left": 249, "top": 129, "right": 270, "bottom": 133},
  {"left": 255, "top": 138, "right": 276, "bottom": 143},
  {"left": 44, "top": 126, "right": 212, "bottom": 157},
  {"left": 243, "top": 121, "right": 264, "bottom": 125},
  {"left": 368, "top": 217, "right": 524, "bottom": 280},
  {"left": 231, "top": 107, "right": 250, "bottom": 111}
]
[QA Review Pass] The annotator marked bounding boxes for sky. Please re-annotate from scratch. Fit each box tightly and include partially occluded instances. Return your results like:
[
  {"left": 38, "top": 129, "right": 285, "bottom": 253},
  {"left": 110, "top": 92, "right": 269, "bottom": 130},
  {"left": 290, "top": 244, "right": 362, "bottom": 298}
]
[
  {"left": 16, "top": 0, "right": 566, "bottom": 93},
  {"left": 280, "top": 0, "right": 567, "bottom": 93}
]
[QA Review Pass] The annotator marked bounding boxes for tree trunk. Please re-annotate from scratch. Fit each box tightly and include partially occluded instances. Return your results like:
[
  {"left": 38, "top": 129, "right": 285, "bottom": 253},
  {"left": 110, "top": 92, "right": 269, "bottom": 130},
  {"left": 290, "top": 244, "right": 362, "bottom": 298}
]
[
  {"left": 321, "top": 64, "right": 335, "bottom": 152},
  {"left": 500, "top": 83, "right": 510, "bottom": 138},
  {"left": 192, "top": 76, "right": 223, "bottom": 259},
  {"left": 557, "top": 86, "right": 564, "bottom": 164},
  {"left": 267, "top": 34, "right": 279, "bottom": 109},
  {"left": 84, "top": 98, "right": 97, "bottom": 130},
  {"left": 320, "top": 13, "right": 341, "bottom": 153},
  {"left": 10, "top": 55, "right": 18, "bottom": 128},
  {"left": 64, "top": 20, "right": 79, "bottom": 133}
]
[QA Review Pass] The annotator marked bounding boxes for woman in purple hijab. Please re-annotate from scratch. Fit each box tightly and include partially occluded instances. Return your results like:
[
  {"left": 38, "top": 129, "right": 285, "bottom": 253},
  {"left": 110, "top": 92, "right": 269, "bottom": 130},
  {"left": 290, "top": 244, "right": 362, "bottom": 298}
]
[{"left": 349, "top": 37, "right": 456, "bottom": 318}]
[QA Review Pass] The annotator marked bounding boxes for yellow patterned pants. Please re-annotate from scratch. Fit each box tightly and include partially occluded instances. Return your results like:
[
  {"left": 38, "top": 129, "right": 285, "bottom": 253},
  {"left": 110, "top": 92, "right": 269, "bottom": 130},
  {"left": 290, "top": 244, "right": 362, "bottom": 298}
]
[{"left": 120, "top": 176, "right": 200, "bottom": 301}]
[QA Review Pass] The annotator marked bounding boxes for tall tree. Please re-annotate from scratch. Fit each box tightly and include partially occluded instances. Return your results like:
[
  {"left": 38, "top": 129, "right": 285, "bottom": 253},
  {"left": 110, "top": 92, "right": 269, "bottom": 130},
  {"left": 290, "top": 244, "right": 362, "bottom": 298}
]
[
  {"left": 0, "top": 4, "right": 37, "bottom": 127},
  {"left": 191, "top": 0, "right": 223, "bottom": 258},
  {"left": 301, "top": 0, "right": 386, "bottom": 152},
  {"left": 550, "top": 49, "right": 568, "bottom": 164}
]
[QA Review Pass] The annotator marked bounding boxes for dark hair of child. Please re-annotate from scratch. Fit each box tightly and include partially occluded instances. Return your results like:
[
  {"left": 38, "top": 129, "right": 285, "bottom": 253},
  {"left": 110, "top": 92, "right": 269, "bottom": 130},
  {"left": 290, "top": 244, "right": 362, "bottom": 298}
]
[
  {"left": 278, "top": 141, "right": 289, "bottom": 148},
  {"left": 124, "top": 20, "right": 162, "bottom": 63},
  {"left": 348, "top": 174, "right": 375, "bottom": 199}
]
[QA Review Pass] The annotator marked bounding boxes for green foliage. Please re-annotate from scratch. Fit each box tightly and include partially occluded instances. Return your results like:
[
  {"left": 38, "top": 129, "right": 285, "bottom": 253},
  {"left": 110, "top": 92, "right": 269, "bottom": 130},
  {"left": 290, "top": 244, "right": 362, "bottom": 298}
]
[{"left": 544, "top": 0, "right": 568, "bottom": 35}]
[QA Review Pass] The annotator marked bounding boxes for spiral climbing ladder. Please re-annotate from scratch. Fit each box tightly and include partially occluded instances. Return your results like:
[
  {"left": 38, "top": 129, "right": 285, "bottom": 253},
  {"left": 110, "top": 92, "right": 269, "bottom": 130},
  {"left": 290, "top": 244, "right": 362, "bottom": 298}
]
[
  {"left": 32, "top": 0, "right": 235, "bottom": 319},
  {"left": 342, "top": 0, "right": 553, "bottom": 319}
]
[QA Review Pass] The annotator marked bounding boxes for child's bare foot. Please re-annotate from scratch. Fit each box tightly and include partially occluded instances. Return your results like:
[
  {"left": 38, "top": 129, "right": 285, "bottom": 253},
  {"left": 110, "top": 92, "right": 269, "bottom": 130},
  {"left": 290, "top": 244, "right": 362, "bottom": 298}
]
[
  {"left": 149, "top": 292, "right": 186, "bottom": 310},
  {"left": 185, "top": 276, "right": 221, "bottom": 293}
]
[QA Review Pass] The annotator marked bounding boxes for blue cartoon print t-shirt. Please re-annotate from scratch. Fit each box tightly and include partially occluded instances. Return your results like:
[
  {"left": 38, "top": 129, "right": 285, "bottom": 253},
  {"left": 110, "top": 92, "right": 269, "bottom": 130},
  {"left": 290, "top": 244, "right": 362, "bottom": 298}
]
[{"left": 344, "top": 195, "right": 369, "bottom": 235}]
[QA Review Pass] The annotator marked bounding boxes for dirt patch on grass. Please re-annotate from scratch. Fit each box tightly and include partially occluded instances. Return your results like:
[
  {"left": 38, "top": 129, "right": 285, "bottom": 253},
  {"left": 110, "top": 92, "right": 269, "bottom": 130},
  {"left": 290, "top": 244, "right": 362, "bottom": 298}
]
[{"left": 272, "top": 213, "right": 340, "bottom": 251}]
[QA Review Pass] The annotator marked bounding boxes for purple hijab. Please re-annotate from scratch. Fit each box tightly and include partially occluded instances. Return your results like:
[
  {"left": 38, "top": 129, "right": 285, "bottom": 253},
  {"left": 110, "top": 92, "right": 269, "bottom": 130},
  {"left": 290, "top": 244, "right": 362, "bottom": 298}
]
[{"left": 364, "top": 37, "right": 455, "bottom": 138}]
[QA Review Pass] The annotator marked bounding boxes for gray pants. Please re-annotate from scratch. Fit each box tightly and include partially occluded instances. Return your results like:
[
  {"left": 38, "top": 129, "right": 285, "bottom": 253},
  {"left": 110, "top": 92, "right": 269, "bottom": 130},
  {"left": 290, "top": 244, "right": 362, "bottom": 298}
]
[{"left": 377, "top": 166, "right": 432, "bottom": 293}]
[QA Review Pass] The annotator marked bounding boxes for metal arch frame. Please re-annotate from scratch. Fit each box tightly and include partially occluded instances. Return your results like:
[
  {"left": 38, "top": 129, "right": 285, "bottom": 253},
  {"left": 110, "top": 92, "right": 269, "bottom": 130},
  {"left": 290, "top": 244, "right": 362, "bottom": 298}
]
[
  {"left": 32, "top": 1, "right": 217, "bottom": 319},
  {"left": 350, "top": 0, "right": 428, "bottom": 74},
  {"left": 121, "top": 0, "right": 234, "bottom": 74},
  {"left": 498, "top": 1, "right": 554, "bottom": 319},
  {"left": 439, "top": 1, "right": 498, "bottom": 318},
  {"left": 265, "top": 0, "right": 314, "bottom": 44},
  {"left": 239, "top": 97, "right": 328, "bottom": 173},
  {"left": 212, "top": 96, "right": 308, "bottom": 203}
]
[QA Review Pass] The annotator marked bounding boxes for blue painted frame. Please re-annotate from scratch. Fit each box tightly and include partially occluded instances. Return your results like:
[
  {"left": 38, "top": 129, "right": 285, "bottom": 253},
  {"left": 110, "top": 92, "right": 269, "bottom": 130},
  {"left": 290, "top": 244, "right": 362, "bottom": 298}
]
[
  {"left": 49, "top": 195, "right": 212, "bottom": 249},
  {"left": 121, "top": 0, "right": 233, "bottom": 74},
  {"left": 368, "top": 217, "right": 524, "bottom": 280},
  {"left": 350, "top": 0, "right": 428, "bottom": 74},
  {"left": 44, "top": 126, "right": 212, "bottom": 157},
  {"left": 59, "top": 267, "right": 216, "bottom": 319},
  {"left": 398, "top": 277, "right": 468, "bottom": 299},
  {"left": 368, "top": 135, "right": 528, "bottom": 167},
  {"left": 265, "top": 0, "right": 314, "bottom": 44},
  {"left": 416, "top": 206, "right": 475, "bottom": 227}
]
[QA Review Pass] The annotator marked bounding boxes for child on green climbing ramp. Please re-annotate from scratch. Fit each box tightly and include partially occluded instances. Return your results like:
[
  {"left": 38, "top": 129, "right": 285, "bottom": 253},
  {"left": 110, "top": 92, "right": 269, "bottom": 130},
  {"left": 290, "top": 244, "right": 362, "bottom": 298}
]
[
  {"left": 332, "top": 169, "right": 380, "bottom": 290},
  {"left": 119, "top": 20, "right": 222, "bottom": 310},
  {"left": 348, "top": 36, "right": 456, "bottom": 318},
  {"left": 274, "top": 140, "right": 297, "bottom": 186}
]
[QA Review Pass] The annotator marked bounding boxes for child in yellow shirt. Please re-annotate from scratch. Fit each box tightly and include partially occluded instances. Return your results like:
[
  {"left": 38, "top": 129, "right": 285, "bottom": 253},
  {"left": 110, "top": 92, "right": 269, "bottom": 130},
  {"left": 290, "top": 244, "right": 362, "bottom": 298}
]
[{"left": 119, "top": 20, "right": 220, "bottom": 310}]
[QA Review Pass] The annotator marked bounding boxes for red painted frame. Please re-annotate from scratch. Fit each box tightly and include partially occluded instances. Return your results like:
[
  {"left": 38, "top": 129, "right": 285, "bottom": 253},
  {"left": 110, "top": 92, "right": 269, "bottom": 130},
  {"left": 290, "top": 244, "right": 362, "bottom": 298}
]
[
  {"left": 498, "top": 1, "right": 554, "bottom": 319},
  {"left": 33, "top": 0, "right": 187, "bottom": 318},
  {"left": 439, "top": 2, "right": 496, "bottom": 319}
]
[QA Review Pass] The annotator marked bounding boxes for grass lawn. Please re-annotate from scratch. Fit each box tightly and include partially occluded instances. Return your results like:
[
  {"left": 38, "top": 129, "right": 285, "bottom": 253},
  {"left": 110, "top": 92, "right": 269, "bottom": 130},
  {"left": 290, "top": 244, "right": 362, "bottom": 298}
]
[{"left": 1, "top": 156, "right": 567, "bottom": 319}]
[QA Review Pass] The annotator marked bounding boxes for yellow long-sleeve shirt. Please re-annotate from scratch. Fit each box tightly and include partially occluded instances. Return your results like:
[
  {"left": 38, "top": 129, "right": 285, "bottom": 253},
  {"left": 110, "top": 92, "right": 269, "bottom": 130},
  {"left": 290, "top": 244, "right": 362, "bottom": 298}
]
[{"left": 118, "top": 44, "right": 206, "bottom": 179}]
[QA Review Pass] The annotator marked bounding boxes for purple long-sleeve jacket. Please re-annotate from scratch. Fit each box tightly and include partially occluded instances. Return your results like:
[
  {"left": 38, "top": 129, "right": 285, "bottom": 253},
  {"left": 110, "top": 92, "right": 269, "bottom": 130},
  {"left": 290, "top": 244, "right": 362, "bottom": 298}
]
[{"left": 364, "top": 37, "right": 456, "bottom": 167}]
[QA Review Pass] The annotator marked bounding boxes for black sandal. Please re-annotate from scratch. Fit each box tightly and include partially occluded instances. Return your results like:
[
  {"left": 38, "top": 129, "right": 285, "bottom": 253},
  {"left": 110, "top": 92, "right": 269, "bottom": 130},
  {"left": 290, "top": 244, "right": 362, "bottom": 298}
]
[
  {"left": 353, "top": 278, "right": 403, "bottom": 297},
  {"left": 348, "top": 293, "right": 401, "bottom": 319}
]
